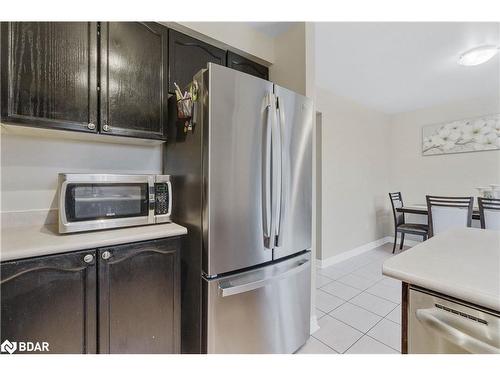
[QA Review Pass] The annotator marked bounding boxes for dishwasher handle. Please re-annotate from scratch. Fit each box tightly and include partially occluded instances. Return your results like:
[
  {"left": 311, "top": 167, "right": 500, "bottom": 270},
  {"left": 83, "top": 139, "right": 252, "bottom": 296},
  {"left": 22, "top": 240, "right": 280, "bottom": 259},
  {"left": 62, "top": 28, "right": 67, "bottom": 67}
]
[
  {"left": 218, "top": 258, "right": 309, "bottom": 298},
  {"left": 416, "top": 308, "right": 500, "bottom": 354}
]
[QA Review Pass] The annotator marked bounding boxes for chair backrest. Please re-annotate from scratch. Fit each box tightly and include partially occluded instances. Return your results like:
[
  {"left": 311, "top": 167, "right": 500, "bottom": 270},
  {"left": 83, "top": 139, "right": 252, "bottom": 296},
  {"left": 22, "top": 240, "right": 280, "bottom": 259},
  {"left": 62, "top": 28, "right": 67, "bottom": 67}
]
[
  {"left": 426, "top": 195, "right": 473, "bottom": 237},
  {"left": 389, "top": 192, "right": 405, "bottom": 227},
  {"left": 478, "top": 197, "right": 500, "bottom": 230}
]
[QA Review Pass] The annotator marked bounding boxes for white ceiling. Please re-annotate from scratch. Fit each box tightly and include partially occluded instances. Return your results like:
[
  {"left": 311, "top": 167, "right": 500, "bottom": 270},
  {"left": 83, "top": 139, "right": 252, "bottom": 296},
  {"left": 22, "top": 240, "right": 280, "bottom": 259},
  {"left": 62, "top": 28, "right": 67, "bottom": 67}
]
[
  {"left": 315, "top": 22, "right": 500, "bottom": 114},
  {"left": 245, "top": 22, "right": 297, "bottom": 37}
]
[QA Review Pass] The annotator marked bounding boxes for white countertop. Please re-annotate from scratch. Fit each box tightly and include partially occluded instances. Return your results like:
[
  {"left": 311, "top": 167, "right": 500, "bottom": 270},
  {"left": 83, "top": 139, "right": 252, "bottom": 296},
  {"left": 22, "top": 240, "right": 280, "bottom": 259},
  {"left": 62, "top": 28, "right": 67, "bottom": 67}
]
[
  {"left": 1, "top": 223, "right": 187, "bottom": 262},
  {"left": 383, "top": 228, "right": 500, "bottom": 312}
]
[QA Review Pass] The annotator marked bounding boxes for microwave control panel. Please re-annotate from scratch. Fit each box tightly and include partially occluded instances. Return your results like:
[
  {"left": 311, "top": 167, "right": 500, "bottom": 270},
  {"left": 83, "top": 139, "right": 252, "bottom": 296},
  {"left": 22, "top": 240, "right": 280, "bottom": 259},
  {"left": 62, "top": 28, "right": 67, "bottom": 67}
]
[{"left": 155, "top": 183, "right": 170, "bottom": 215}]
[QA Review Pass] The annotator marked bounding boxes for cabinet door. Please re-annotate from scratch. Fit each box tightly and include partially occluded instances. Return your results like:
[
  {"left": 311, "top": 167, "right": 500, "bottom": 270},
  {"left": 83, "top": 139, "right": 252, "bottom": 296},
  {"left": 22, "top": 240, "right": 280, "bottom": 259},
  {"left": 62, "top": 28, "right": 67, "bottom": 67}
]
[
  {"left": 100, "top": 22, "right": 168, "bottom": 140},
  {"left": 168, "top": 29, "right": 226, "bottom": 92},
  {"left": 0, "top": 250, "right": 97, "bottom": 354},
  {"left": 0, "top": 22, "right": 98, "bottom": 133},
  {"left": 226, "top": 51, "right": 269, "bottom": 80},
  {"left": 98, "top": 238, "right": 181, "bottom": 354}
]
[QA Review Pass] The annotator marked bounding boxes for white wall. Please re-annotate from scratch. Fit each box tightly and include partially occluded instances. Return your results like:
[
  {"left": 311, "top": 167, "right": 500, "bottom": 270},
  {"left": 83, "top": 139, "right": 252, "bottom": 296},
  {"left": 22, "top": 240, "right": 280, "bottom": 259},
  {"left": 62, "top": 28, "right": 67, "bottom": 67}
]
[
  {"left": 387, "top": 96, "right": 500, "bottom": 240},
  {"left": 269, "top": 23, "right": 306, "bottom": 95},
  {"left": 389, "top": 96, "right": 500, "bottom": 203},
  {"left": 316, "top": 87, "right": 392, "bottom": 260},
  {"left": 315, "top": 94, "right": 500, "bottom": 261},
  {"left": 1, "top": 130, "right": 162, "bottom": 212}
]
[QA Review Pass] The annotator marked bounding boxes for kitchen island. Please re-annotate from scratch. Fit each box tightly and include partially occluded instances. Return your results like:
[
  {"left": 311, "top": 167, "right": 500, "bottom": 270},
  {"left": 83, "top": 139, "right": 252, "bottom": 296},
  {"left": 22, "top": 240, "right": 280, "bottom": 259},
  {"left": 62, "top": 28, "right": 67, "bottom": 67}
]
[{"left": 383, "top": 228, "right": 500, "bottom": 354}]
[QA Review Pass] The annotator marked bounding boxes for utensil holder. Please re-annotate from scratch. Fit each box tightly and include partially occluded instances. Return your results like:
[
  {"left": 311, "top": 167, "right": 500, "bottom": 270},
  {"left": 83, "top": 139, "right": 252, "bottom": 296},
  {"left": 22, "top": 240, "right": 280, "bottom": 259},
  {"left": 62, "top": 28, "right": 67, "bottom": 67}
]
[{"left": 177, "top": 97, "right": 193, "bottom": 119}]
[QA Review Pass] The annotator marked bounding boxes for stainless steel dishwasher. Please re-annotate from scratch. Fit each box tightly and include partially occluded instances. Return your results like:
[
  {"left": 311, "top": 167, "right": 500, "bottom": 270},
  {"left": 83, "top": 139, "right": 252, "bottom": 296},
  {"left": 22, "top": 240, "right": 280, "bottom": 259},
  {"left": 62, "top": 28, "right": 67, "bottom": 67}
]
[{"left": 408, "top": 287, "right": 500, "bottom": 354}]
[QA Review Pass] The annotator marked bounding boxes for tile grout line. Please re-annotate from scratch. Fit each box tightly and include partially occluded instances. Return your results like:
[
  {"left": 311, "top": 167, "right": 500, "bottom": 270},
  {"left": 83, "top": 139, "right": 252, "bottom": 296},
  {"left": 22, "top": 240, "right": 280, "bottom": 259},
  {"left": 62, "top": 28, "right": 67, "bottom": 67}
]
[
  {"left": 364, "top": 331, "right": 401, "bottom": 352},
  {"left": 319, "top": 277, "right": 400, "bottom": 318},
  {"left": 348, "top": 332, "right": 400, "bottom": 354},
  {"left": 361, "top": 294, "right": 403, "bottom": 352},
  {"left": 318, "top": 253, "right": 402, "bottom": 307},
  {"left": 327, "top": 298, "right": 401, "bottom": 353},
  {"left": 317, "top": 315, "right": 391, "bottom": 354},
  {"left": 318, "top": 290, "right": 396, "bottom": 319},
  {"left": 314, "top": 246, "right": 404, "bottom": 353},
  {"left": 308, "top": 335, "right": 340, "bottom": 354}
]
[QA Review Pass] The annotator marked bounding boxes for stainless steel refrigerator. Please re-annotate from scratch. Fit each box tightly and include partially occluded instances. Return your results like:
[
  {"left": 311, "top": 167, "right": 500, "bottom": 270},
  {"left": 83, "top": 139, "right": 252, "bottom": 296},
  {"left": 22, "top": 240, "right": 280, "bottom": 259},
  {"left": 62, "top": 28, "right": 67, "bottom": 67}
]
[{"left": 165, "top": 63, "right": 313, "bottom": 354}]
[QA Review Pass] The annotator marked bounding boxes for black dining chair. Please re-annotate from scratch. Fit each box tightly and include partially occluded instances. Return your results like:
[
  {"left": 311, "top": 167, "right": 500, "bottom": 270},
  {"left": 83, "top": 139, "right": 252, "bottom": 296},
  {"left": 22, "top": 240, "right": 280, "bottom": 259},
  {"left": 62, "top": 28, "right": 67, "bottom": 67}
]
[
  {"left": 478, "top": 197, "right": 500, "bottom": 230},
  {"left": 389, "top": 192, "right": 429, "bottom": 253},
  {"left": 426, "top": 195, "right": 474, "bottom": 238}
]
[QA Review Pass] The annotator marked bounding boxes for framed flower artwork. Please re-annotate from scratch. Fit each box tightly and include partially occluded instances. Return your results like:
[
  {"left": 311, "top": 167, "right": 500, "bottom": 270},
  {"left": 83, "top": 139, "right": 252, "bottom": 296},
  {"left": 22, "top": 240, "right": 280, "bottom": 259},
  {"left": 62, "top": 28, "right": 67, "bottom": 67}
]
[{"left": 422, "top": 113, "right": 500, "bottom": 156}]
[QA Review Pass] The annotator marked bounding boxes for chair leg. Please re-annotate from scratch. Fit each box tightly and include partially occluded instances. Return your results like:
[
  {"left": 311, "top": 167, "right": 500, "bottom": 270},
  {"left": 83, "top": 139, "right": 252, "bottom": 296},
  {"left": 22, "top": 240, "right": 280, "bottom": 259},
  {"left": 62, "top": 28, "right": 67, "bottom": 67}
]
[
  {"left": 423, "top": 234, "right": 427, "bottom": 241},
  {"left": 392, "top": 231, "right": 398, "bottom": 254},
  {"left": 399, "top": 233, "right": 405, "bottom": 250}
]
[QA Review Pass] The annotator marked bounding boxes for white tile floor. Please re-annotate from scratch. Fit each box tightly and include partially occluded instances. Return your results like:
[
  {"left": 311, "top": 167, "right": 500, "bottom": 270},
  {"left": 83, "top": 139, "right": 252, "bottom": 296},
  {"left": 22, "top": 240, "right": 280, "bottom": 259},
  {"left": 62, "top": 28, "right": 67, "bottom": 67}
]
[{"left": 297, "top": 242, "right": 407, "bottom": 354}]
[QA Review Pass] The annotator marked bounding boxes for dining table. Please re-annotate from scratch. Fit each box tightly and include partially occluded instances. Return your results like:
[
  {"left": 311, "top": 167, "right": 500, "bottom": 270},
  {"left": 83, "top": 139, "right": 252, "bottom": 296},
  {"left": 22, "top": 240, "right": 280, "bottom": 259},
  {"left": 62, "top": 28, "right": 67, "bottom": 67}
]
[{"left": 397, "top": 204, "right": 481, "bottom": 221}]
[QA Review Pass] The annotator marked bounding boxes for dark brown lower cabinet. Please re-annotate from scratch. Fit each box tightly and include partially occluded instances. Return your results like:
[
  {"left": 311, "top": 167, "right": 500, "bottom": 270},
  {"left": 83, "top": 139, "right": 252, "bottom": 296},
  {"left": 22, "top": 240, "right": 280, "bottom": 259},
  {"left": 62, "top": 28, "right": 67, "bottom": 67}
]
[
  {"left": 0, "top": 236, "right": 181, "bottom": 354},
  {"left": 0, "top": 250, "right": 97, "bottom": 354},
  {"left": 98, "top": 238, "right": 181, "bottom": 354}
]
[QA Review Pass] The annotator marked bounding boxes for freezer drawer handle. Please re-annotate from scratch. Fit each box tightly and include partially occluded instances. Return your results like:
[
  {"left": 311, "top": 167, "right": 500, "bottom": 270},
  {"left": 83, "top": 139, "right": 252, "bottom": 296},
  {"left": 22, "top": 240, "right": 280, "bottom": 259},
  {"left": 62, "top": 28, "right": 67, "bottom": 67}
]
[
  {"left": 416, "top": 308, "right": 500, "bottom": 354},
  {"left": 218, "top": 259, "right": 309, "bottom": 298}
]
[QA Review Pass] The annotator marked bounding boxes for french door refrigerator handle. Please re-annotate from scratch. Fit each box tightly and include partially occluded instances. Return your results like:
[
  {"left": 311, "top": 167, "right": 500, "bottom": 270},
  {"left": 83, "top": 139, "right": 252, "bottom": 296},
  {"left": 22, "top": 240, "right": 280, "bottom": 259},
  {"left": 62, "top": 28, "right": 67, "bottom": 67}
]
[
  {"left": 262, "top": 92, "right": 274, "bottom": 249},
  {"left": 275, "top": 96, "right": 285, "bottom": 247},
  {"left": 416, "top": 308, "right": 500, "bottom": 354},
  {"left": 218, "top": 258, "right": 310, "bottom": 297}
]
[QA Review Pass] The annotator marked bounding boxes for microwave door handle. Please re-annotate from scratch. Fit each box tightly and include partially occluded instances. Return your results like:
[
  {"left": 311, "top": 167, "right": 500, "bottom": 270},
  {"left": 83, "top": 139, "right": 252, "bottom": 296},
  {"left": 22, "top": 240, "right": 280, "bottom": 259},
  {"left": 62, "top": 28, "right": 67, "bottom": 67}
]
[
  {"left": 416, "top": 308, "right": 500, "bottom": 354},
  {"left": 275, "top": 96, "right": 284, "bottom": 247},
  {"left": 59, "top": 179, "right": 69, "bottom": 226},
  {"left": 262, "top": 93, "right": 273, "bottom": 249},
  {"left": 148, "top": 176, "right": 155, "bottom": 223},
  {"left": 166, "top": 180, "right": 173, "bottom": 217}
]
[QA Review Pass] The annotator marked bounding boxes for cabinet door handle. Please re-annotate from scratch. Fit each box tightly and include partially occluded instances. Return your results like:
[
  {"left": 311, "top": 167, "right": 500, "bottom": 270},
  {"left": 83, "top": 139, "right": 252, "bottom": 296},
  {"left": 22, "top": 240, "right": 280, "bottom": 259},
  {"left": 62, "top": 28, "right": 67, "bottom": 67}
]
[
  {"left": 83, "top": 254, "right": 94, "bottom": 263},
  {"left": 102, "top": 124, "right": 111, "bottom": 132},
  {"left": 87, "top": 122, "right": 96, "bottom": 130},
  {"left": 101, "top": 251, "right": 112, "bottom": 260}
]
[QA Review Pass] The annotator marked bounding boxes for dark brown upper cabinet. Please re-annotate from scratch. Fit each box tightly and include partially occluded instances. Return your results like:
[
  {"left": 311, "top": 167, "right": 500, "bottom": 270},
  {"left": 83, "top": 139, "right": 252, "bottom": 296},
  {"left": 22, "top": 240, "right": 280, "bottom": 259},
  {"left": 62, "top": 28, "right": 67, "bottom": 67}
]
[
  {"left": 0, "top": 250, "right": 97, "bottom": 354},
  {"left": 98, "top": 238, "right": 181, "bottom": 354},
  {"left": 226, "top": 51, "right": 269, "bottom": 80},
  {"left": 168, "top": 29, "right": 226, "bottom": 93},
  {"left": 0, "top": 22, "right": 98, "bottom": 133},
  {"left": 100, "top": 22, "right": 168, "bottom": 140}
]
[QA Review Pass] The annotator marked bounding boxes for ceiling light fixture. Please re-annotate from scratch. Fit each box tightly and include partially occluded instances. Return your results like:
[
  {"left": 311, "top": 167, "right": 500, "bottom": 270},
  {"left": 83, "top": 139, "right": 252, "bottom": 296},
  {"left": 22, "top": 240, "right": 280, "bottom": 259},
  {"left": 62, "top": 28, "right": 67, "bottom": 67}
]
[{"left": 458, "top": 45, "right": 499, "bottom": 66}]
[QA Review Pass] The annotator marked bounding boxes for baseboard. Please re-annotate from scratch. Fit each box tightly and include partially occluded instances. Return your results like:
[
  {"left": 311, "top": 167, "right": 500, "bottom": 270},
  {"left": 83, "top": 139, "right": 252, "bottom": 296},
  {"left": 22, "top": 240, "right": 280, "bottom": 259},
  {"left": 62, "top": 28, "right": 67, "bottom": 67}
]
[
  {"left": 384, "top": 236, "right": 421, "bottom": 247},
  {"left": 316, "top": 235, "right": 423, "bottom": 269},
  {"left": 310, "top": 314, "right": 320, "bottom": 334},
  {"left": 317, "top": 237, "right": 391, "bottom": 269}
]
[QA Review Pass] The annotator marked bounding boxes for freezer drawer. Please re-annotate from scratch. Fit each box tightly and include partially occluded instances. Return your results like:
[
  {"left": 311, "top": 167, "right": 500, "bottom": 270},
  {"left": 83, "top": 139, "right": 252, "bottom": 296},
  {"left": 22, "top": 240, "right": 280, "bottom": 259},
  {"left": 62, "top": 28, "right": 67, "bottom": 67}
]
[
  {"left": 203, "top": 252, "right": 311, "bottom": 354},
  {"left": 408, "top": 287, "right": 500, "bottom": 354}
]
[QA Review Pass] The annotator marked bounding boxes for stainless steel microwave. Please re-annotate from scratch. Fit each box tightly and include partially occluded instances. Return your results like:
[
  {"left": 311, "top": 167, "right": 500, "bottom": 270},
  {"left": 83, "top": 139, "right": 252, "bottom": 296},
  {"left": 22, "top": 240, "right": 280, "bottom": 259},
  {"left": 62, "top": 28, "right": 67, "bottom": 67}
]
[{"left": 58, "top": 173, "right": 172, "bottom": 234}]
